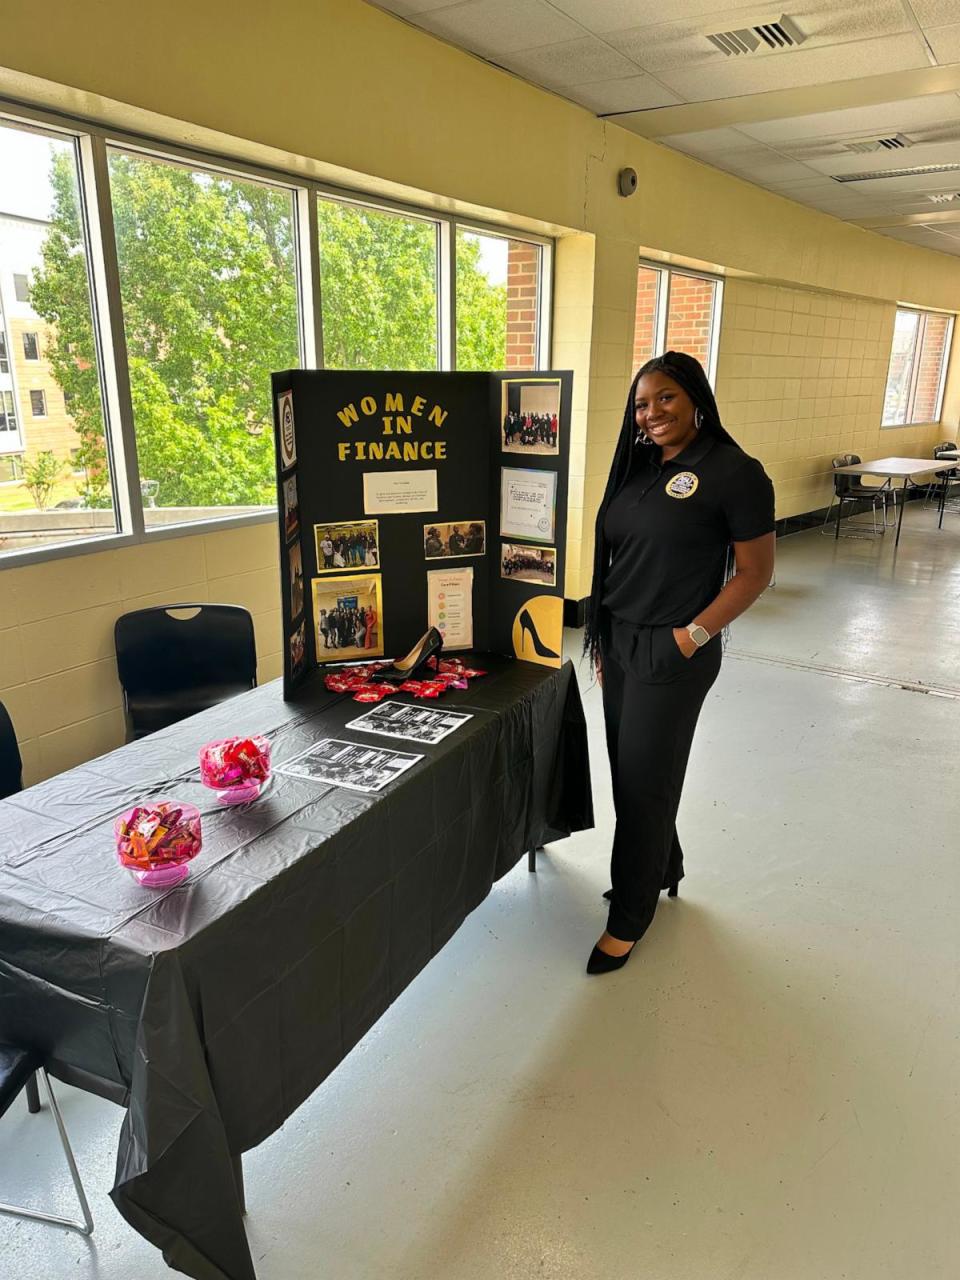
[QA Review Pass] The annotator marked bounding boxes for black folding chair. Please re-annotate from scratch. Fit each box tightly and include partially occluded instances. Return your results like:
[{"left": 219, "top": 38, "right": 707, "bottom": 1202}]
[
  {"left": 0, "top": 698, "right": 22, "bottom": 800},
  {"left": 115, "top": 604, "right": 257, "bottom": 741},
  {"left": 821, "top": 454, "right": 893, "bottom": 539},
  {"left": 933, "top": 442, "right": 960, "bottom": 528},
  {"left": 0, "top": 1044, "right": 94, "bottom": 1235}
]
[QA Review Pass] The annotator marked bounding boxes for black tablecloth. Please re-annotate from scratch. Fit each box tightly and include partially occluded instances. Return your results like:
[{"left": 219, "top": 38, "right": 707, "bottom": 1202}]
[{"left": 0, "top": 658, "right": 592, "bottom": 1279}]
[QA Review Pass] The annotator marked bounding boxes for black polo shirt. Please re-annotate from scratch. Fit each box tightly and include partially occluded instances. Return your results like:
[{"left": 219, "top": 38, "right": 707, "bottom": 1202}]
[{"left": 601, "top": 434, "right": 775, "bottom": 627}]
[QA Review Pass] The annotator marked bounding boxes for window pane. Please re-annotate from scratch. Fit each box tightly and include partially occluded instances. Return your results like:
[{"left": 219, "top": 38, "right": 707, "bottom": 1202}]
[
  {"left": 0, "top": 121, "right": 117, "bottom": 553},
  {"left": 108, "top": 149, "right": 300, "bottom": 527},
  {"left": 633, "top": 266, "right": 662, "bottom": 375},
  {"left": 30, "top": 389, "right": 47, "bottom": 417},
  {"left": 665, "top": 273, "right": 717, "bottom": 370},
  {"left": 455, "top": 229, "right": 541, "bottom": 371},
  {"left": 912, "top": 313, "right": 951, "bottom": 423},
  {"left": 882, "top": 310, "right": 921, "bottom": 425},
  {"left": 317, "top": 198, "right": 438, "bottom": 370}
]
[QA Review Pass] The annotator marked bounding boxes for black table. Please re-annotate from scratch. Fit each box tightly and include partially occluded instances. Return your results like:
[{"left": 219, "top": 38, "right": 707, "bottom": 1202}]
[{"left": 0, "top": 657, "right": 592, "bottom": 1279}]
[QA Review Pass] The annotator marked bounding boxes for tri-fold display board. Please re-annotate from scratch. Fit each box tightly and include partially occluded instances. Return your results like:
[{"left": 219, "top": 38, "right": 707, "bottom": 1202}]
[{"left": 272, "top": 369, "right": 573, "bottom": 698}]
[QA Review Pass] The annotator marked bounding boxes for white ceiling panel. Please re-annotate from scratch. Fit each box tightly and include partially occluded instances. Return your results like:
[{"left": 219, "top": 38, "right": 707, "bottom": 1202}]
[
  {"left": 925, "top": 23, "right": 960, "bottom": 63},
  {"left": 498, "top": 37, "right": 641, "bottom": 89},
  {"left": 546, "top": 0, "right": 785, "bottom": 34},
  {"left": 801, "top": 140, "right": 960, "bottom": 178},
  {"left": 737, "top": 95, "right": 960, "bottom": 146},
  {"left": 566, "top": 76, "right": 681, "bottom": 114},
  {"left": 655, "top": 127, "right": 765, "bottom": 157},
  {"left": 721, "top": 157, "right": 835, "bottom": 183},
  {"left": 908, "top": 0, "right": 960, "bottom": 24},
  {"left": 652, "top": 36, "right": 930, "bottom": 102},
  {"left": 412, "top": 0, "right": 585, "bottom": 59},
  {"left": 371, "top": 0, "right": 460, "bottom": 15}
]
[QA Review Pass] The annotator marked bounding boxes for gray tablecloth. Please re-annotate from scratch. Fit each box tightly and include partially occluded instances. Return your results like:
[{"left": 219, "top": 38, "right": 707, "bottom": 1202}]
[{"left": 0, "top": 658, "right": 592, "bottom": 1279}]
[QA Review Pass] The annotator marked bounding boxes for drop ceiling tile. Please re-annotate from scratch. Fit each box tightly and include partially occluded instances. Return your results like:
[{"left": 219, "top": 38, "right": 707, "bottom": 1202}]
[
  {"left": 371, "top": 0, "right": 466, "bottom": 14},
  {"left": 567, "top": 75, "right": 681, "bottom": 114},
  {"left": 801, "top": 139, "right": 960, "bottom": 178},
  {"left": 498, "top": 36, "right": 641, "bottom": 88},
  {"left": 546, "top": 0, "right": 757, "bottom": 33},
  {"left": 909, "top": 0, "right": 960, "bottom": 24},
  {"left": 720, "top": 158, "right": 833, "bottom": 184},
  {"left": 412, "top": 0, "right": 585, "bottom": 59},
  {"left": 738, "top": 96, "right": 960, "bottom": 146},
  {"left": 653, "top": 36, "right": 931, "bottom": 102},
  {"left": 925, "top": 23, "right": 960, "bottom": 62},
  {"left": 656, "top": 127, "right": 766, "bottom": 158}
]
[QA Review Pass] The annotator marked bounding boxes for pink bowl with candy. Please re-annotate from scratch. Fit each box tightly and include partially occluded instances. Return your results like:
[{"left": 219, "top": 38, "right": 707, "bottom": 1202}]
[
  {"left": 199, "top": 735, "right": 271, "bottom": 805},
  {"left": 114, "top": 801, "right": 202, "bottom": 887}
]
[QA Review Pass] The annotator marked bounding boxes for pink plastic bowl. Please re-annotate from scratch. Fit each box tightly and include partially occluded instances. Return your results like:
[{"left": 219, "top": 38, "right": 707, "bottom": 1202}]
[
  {"left": 199, "top": 736, "right": 271, "bottom": 806},
  {"left": 114, "top": 800, "right": 202, "bottom": 888}
]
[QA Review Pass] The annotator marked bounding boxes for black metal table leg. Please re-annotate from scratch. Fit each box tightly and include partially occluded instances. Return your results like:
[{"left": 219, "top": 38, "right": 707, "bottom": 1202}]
[
  {"left": 895, "top": 479, "right": 908, "bottom": 547},
  {"left": 232, "top": 1154, "right": 246, "bottom": 1217},
  {"left": 24, "top": 1072, "right": 41, "bottom": 1114},
  {"left": 834, "top": 493, "right": 842, "bottom": 539},
  {"left": 528, "top": 846, "right": 543, "bottom": 872},
  {"left": 939, "top": 476, "right": 947, "bottom": 529}
]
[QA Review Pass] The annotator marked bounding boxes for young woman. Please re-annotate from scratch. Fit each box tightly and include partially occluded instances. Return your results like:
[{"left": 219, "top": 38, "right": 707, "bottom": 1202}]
[{"left": 583, "top": 351, "right": 775, "bottom": 975}]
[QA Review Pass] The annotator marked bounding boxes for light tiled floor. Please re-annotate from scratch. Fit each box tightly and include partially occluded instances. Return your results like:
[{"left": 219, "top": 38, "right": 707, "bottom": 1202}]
[{"left": 2, "top": 506, "right": 959, "bottom": 1279}]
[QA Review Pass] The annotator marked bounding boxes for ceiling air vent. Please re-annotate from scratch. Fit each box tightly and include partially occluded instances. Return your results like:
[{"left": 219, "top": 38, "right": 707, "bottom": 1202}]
[
  {"left": 706, "top": 14, "right": 806, "bottom": 55},
  {"left": 833, "top": 163, "right": 960, "bottom": 183},
  {"left": 845, "top": 134, "right": 912, "bottom": 154},
  {"left": 928, "top": 192, "right": 960, "bottom": 203}
]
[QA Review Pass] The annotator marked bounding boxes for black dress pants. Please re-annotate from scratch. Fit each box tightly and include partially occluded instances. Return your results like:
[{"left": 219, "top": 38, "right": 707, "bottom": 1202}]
[{"left": 600, "top": 611, "right": 722, "bottom": 942}]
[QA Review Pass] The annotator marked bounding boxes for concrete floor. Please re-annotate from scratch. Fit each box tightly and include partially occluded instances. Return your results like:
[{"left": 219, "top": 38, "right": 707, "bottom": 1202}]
[{"left": 2, "top": 506, "right": 959, "bottom": 1280}]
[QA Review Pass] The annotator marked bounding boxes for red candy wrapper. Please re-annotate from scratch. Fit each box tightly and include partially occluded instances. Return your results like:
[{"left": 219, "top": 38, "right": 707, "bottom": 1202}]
[
  {"left": 199, "top": 736, "right": 271, "bottom": 788},
  {"left": 324, "top": 656, "right": 486, "bottom": 701}
]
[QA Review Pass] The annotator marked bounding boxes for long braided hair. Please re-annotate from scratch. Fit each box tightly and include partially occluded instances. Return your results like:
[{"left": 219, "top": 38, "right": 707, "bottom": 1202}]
[{"left": 582, "top": 351, "right": 742, "bottom": 668}]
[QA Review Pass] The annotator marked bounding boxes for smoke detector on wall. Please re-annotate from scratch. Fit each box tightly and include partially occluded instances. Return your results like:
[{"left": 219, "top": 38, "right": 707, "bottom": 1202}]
[{"left": 705, "top": 13, "right": 806, "bottom": 56}]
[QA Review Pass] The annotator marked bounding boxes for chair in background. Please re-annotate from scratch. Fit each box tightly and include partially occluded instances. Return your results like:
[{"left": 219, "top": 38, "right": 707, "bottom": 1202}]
[
  {"left": 0, "top": 698, "right": 22, "bottom": 800},
  {"left": 115, "top": 604, "right": 257, "bottom": 741},
  {"left": 0, "top": 1044, "right": 94, "bottom": 1235},
  {"left": 933, "top": 442, "right": 960, "bottom": 528},
  {"left": 822, "top": 454, "right": 894, "bottom": 539}
]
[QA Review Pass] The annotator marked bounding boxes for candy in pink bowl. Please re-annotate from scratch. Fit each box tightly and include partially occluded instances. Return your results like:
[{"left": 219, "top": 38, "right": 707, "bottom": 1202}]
[
  {"left": 114, "top": 801, "right": 202, "bottom": 888},
  {"left": 199, "top": 736, "right": 271, "bottom": 805}
]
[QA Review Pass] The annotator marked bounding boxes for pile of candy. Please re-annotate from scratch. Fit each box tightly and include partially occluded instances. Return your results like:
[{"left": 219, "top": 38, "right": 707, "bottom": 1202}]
[
  {"left": 199, "top": 736, "right": 271, "bottom": 791},
  {"left": 324, "top": 656, "right": 487, "bottom": 703},
  {"left": 114, "top": 801, "right": 202, "bottom": 873}
]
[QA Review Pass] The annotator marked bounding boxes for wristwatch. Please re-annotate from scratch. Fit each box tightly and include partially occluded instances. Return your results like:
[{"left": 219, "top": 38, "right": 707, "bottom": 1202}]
[{"left": 686, "top": 623, "right": 711, "bottom": 648}]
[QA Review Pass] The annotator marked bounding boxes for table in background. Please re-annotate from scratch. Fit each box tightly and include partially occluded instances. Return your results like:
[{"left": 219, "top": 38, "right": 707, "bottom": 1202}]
[
  {"left": 0, "top": 658, "right": 592, "bottom": 1280},
  {"left": 833, "top": 457, "right": 947, "bottom": 546}
]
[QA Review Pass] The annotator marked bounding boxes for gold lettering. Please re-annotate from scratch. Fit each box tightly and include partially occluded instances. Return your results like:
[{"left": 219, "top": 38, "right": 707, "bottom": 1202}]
[
  {"left": 360, "top": 396, "right": 377, "bottom": 416},
  {"left": 428, "top": 405, "right": 447, "bottom": 427},
  {"left": 385, "top": 392, "right": 404, "bottom": 412},
  {"left": 385, "top": 442, "right": 401, "bottom": 460},
  {"left": 337, "top": 442, "right": 350, "bottom": 461},
  {"left": 381, "top": 416, "right": 393, "bottom": 435},
  {"left": 411, "top": 396, "right": 426, "bottom": 416},
  {"left": 395, "top": 415, "right": 412, "bottom": 435},
  {"left": 434, "top": 440, "right": 446, "bottom": 459},
  {"left": 355, "top": 441, "right": 367, "bottom": 461},
  {"left": 337, "top": 403, "right": 359, "bottom": 427},
  {"left": 367, "top": 441, "right": 384, "bottom": 460}
]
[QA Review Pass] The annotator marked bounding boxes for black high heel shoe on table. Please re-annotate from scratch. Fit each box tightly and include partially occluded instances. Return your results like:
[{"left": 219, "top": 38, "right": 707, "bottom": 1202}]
[
  {"left": 382, "top": 627, "right": 443, "bottom": 680},
  {"left": 518, "top": 608, "right": 559, "bottom": 660}
]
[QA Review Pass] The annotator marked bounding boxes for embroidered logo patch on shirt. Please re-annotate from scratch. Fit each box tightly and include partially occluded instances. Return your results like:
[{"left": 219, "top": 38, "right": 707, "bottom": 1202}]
[{"left": 665, "top": 471, "right": 699, "bottom": 500}]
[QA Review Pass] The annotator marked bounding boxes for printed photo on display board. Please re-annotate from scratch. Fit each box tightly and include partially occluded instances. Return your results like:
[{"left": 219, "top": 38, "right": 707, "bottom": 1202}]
[
  {"left": 289, "top": 620, "right": 306, "bottom": 677},
  {"left": 500, "top": 467, "right": 557, "bottom": 544},
  {"left": 282, "top": 475, "right": 300, "bottom": 542},
  {"left": 314, "top": 519, "right": 380, "bottom": 572},
  {"left": 501, "top": 542, "right": 557, "bottom": 587},
  {"left": 501, "top": 378, "right": 561, "bottom": 456},
  {"left": 276, "top": 738, "right": 422, "bottom": 793},
  {"left": 277, "top": 389, "right": 297, "bottom": 470},
  {"left": 289, "top": 542, "right": 305, "bottom": 618},
  {"left": 423, "top": 521, "right": 485, "bottom": 559},
  {"left": 312, "top": 573, "right": 383, "bottom": 661}
]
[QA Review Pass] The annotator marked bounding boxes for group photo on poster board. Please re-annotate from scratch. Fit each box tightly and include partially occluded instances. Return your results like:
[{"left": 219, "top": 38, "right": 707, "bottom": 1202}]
[{"left": 272, "top": 368, "right": 572, "bottom": 697}]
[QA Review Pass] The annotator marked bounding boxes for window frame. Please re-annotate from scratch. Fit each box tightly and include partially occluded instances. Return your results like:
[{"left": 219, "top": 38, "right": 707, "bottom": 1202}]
[
  {"left": 29, "top": 388, "right": 47, "bottom": 418},
  {"left": 22, "top": 331, "right": 40, "bottom": 361},
  {"left": 881, "top": 305, "right": 954, "bottom": 428},
  {"left": 0, "top": 99, "right": 554, "bottom": 567},
  {"left": 13, "top": 273, "right": 30, "bottom": 302},
  {"left": 636, "top": 259, "right": 724, "bottom": 386}
]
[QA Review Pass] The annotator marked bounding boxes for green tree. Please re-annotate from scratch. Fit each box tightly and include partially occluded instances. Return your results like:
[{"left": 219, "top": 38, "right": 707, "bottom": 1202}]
[
  {"left": 22, "top": 450, "right": 63, "bottom": 510},
  {"left": 32, "top": 153, "right": 510, "bottom": 509}
]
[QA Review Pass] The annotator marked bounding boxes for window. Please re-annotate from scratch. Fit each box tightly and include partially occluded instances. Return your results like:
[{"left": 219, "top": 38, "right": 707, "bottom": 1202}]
[
  {"left": 0, "top": 331, "right": 7, "bottom": 373},
  {"left": 0, "top": 120, "right": 116, "bottom": 550},
  {"left": 0, "top": 390, "right": 18, "bottom": 433},
  {"left": 632, "top": 262, "right": 723, "bottom": 382},
  {"left": 14, "top": 273, "right": 30, "bottom": 303},
  {"left": 317, "top": 198, "right": 439, "bottom": 371},
  {"left": 882, "top": 308, "right": 953, "bottom": 426},
  {"left": 455, "top": 229, "right": 544, "bottom": 371},
  {"left": 109, "top": 149, "right": 302, "bottom": 527}
]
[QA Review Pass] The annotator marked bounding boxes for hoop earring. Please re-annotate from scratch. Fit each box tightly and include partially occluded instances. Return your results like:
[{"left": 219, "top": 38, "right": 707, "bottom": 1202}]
[{"left": 694, "top": 407, "right": 703, "bottom": 431}]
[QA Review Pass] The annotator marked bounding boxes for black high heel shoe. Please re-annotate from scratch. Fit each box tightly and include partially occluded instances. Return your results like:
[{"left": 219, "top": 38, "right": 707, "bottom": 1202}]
[
  {"left": 586, "top": 939, "right": 636, "bottom": 975},
  {"left": 518, "top": 608, "right": 559, "bottom": 660},
  {"left": 382, "top": 627, "right": 443, "bottom": 680}
]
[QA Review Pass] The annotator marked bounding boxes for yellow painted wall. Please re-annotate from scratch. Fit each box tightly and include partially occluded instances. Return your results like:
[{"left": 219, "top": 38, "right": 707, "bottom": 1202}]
[{"left": 2, "top": 0, "right": 960, "bottom": 783}]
